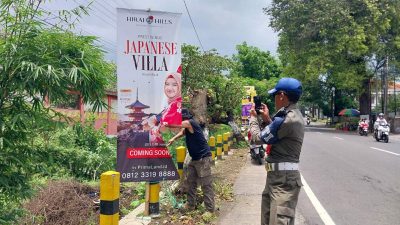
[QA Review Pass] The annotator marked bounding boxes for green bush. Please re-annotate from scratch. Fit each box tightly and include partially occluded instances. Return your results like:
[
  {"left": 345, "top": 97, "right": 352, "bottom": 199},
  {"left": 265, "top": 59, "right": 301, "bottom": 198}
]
[
  {"left": 162, "top": 130, "right": 186, "bottom": 164},
  {"left": 37, "top": 121, "right": 116, "bottom": 180},
  {"left": 335, "top": 123, "right": 343, "bottom": 130},
  {"left": 208, "top": 124, "right": 232, "bottom": 138},
  {"left": 0, "top": 120, "right": 116, "bottom": 224}
]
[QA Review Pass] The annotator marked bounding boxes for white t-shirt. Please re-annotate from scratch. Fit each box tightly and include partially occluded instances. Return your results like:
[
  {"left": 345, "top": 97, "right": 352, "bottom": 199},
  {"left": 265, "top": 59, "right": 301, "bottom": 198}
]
[{"left": 374, "top": 118, "right": 387, "bottom": 128}]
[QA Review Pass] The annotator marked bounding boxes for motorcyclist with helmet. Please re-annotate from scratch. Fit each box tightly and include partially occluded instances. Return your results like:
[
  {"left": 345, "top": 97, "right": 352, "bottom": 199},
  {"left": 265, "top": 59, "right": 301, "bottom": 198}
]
[
  {"left": 306, "top": 115, "right": 311, "bottom": 125},
  {"left": 374, "top": 113, "right": 388, "bottom": 138},
  {"left": 358, "top": 118, "right": 368, "bottom": 135}
]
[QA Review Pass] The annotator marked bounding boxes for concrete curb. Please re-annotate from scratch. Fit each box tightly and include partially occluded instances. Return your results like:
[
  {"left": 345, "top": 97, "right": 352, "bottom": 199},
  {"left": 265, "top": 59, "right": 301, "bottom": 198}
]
[
  {"left": 119, "top": 181, "right": 180, "bottom": 225},
  {"left": 119, "top": 203, "right": 151, "bottom": 225}
]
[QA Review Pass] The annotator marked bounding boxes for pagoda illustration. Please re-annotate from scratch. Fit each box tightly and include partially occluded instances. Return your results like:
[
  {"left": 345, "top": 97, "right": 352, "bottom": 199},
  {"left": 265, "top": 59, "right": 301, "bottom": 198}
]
[{"left": 125, "top": 88, "right": 150, "bottom": 125}]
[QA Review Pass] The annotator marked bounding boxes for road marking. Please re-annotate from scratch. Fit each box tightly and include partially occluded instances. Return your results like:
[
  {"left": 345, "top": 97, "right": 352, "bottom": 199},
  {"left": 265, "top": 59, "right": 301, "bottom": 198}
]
[
  {"left": 317, "top": 132, "right": 322, "bottom": 134},
  {"left": 370, "top": 147, "right": 400, "bottom": 156},
  {"left": 301, "top": 174, "right": 336, "bottom": 225},
  {"left": 333, "top": 137, "right": 344, "bottom": 140}
]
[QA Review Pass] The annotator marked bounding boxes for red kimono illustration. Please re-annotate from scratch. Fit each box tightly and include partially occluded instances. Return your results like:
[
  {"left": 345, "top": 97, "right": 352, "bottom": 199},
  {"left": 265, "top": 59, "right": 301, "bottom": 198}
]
[{"left": 160, "top": 97, "right": 182, "bottom": 125}]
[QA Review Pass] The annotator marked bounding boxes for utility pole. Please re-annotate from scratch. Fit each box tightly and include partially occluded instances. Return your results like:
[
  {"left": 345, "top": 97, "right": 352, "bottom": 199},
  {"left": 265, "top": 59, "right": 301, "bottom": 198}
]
[
  {"left": 368, "top": 77, "right": 372, "bottom": 117},
  {"left": 381, "top": 69, "right": 384, "bottom": 114},
  {"left": 331, "top": 87, "right": 335, "bottom": 124},
  {"left": 384, "top": 56, "right": 389, "bottom": 115},
  {"left": 375, "top": 67, "right": 379, "bottom": 113},
  {"left": 394, "top": 68, "right": 397, "bottom": 116}
]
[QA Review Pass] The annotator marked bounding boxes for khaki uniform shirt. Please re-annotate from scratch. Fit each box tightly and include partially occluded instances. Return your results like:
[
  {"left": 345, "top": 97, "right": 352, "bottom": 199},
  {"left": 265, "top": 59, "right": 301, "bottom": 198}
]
[{"left": 249, "top": 104, "right": 304, "bottom": 163}]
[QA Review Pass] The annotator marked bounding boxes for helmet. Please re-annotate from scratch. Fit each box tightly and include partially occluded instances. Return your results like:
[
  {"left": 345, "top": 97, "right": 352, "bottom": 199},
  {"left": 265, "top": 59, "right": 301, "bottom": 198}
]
[
  {"left": 268, "top": 77, "right": 302, "bottom": 97},
  {"left": 378, "top": 113, "right": 384, "bottom": 118}
]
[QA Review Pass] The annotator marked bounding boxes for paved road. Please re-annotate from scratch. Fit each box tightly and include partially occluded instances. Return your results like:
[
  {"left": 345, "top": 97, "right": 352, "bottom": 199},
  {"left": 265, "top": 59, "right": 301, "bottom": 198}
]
[
  {"left": 299, "top": 126, "right": 400, "bottom": 225},
  {"left": 218, "top": 125, "right": 400, "bottom": 225}
]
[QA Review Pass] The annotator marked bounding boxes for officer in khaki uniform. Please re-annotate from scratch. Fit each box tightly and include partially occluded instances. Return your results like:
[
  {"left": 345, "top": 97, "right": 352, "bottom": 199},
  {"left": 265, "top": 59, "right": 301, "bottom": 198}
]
[{"left": 249, "top": 77, "right": 304, "bottom": 225}]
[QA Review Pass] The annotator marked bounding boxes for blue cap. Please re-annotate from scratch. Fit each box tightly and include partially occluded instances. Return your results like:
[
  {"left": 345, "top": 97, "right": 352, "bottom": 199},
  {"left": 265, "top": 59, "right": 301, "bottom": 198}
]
[{"left": 268, "top": 77, "right": 302, "bottom": 96}]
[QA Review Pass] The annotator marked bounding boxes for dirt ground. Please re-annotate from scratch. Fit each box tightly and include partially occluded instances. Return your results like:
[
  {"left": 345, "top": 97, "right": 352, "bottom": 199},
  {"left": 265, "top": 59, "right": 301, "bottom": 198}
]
[
  {"left": 21, "top": 146, "right": 249, "bottom": 225},
  {"left": 149, "top": 146, "right": 249, "bottom": 225},
  {"left": 21, "top": 180, "right": 142, "bottom": 225}
]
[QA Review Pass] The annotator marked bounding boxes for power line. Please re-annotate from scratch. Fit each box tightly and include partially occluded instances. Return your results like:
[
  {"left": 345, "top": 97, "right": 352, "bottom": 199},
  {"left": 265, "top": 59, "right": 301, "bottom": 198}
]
[
  {"left": 38, "top": 15, "right": 116, "bottom": 52},
  {"left": 89, "top": 2, "right": 116, "bottom": 24},
  {"left": 182, "top": 0, "right": 205, "bottom": 52},
  {"left": 121, "top": 0, "right": 134, "bottom": 9},
  {"left": 78, "top": 29, "right": 116, "bottom": 49},
  {"left": 73, "top": 0, "right": 117, "bottom": 48},
  {"left": 72, "top": 0, "right": 116, "bottom": 27},
  {"left": 43, "top": 1, "right": 117, "bottom": 49},
  {"left": 95, "top": 1, "right": 116, "bottom": 17},
  {"left": 103, "top": 1, "right": 118, "bottom": 13},
  {"left": 84, "top": 7, "right": 115, "bottom": 27}
]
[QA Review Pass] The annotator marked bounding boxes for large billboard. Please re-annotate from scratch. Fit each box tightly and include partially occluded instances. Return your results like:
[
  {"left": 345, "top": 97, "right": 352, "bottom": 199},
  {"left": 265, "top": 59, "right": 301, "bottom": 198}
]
[{"left": 116, "top": 8, "right": 182, "bottom": 182}]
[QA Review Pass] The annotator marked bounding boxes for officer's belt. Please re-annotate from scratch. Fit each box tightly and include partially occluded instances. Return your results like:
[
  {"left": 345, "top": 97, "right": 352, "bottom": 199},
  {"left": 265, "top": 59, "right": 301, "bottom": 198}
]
[{"left": 265, "top": 162, "right": 299, "bottom": 172}]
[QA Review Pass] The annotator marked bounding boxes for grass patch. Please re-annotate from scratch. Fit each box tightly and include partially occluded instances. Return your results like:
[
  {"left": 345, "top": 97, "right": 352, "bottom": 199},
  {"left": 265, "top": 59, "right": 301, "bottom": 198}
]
[
  {"left": 209, "top": 124, "right": 232, "bottom": 138},
  {"left": 214, "top": 181, "right": 234, "bottom": 202}
]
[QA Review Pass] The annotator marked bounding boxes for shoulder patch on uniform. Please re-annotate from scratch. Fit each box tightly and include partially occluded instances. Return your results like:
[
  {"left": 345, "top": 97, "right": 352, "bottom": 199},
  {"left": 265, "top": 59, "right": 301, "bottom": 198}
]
[
  {"left": 261, "top": 127, "right": 274, "bottom": 143},
  {"left": 262, "top": 133, "right": 274, "bottom": 143}
]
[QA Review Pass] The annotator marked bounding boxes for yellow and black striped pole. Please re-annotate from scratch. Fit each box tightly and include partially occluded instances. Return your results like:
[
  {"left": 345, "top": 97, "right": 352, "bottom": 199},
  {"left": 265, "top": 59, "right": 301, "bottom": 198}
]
[
  {"left": 223, "top": 132, "right": 229, "bottom": 155},
  {"left": 229, "top": 132, "right": 233, "bottom": 150},
  {"left": 147, "top": 181, "right": 160, "bottom": 216},
  {"left": 227, "top": 132, "right": 232, "bottom": 151},
  {"left": 100, "top": 171, "right": 120, "bottom": 225},
  {"left": 216, "top": 134, "right": 223, "bottom": 160},
  {"left": 176, "top": 146, "right": 186, "bottom": 179},
  {"left": 208, "top": 136, "right": 216, "bottom": 165}
]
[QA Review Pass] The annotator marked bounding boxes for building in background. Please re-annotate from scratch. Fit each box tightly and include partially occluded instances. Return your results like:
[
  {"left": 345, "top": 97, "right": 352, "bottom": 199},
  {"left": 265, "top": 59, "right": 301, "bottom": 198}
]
[
  {"left": 48, "top": 90, "right": 118, "bottom": 136},
  {"left": 371, "top": 81, "right": 400, "bottom": 115}
]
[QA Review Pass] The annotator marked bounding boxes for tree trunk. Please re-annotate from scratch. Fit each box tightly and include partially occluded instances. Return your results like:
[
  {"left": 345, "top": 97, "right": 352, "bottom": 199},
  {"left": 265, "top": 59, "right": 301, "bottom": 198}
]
[
  {"left": 190, "top": 89, "right": 208, "bottom": 125},
  {"left": 359, "top": 78, "right": 370, "bottom": 115},
  {"left": 227, "top": 110, "right": 234, "bottom": 122}
]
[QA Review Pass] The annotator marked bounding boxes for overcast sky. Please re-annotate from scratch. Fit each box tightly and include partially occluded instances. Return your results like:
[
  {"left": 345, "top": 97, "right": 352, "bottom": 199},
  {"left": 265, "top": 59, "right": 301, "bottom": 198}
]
[{"left": 45, "top": 0, "right": 278, "bottom": 61}]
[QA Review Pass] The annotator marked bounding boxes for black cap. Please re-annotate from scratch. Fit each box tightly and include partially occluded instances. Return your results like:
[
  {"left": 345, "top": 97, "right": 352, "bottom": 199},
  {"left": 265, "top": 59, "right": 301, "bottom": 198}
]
[{"left": 181, "top": 108, "right": 193, "bottom": 120}]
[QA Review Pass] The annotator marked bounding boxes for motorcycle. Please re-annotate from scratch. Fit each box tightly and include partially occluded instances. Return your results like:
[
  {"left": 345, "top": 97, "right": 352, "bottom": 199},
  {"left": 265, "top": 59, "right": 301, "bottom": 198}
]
[
  {"left": 250, "top": 145, "right": 265, "bottom": 165},
  {"left": 358, "top": 123, "right": 369, "bottom": 136},
  {"left": 247, "top": 130, "right": 265, "bottom": 165},
  {"left": 374, "top": 123, "right": 390, "bottom": 143},
  {"left": 306, "top": 117, "right": 311, "bottom": 125}
]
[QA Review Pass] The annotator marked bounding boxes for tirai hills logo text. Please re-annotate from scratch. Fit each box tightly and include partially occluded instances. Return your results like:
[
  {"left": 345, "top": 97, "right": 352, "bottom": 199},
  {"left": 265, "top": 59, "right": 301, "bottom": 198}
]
[
  {"left": 146, "top": 16, "right": 154, "bottom": 24},
  {"left": 126, "top": 16, "right": 172, "bottom": 24}
]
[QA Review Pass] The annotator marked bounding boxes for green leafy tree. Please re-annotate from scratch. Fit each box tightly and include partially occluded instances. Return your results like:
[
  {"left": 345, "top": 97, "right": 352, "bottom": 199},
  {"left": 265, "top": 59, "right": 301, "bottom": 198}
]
[
  {"left": 182, "top": 44, "right": 233, "bottom": 93},
  {"left": 233, "top": 42, "right": 282, "bottom": 80},
  {"left": 32, "top": 119, "right": 116, "bottom": 181},
  {"left": 300, "top": 78, "right": 331, "bottom": 117},
  {"left": 266, "top": 0, "right": 400, "bottom": 115},
  {"left": 0, "top": 1, "right": 114, "bottom": 223},
  {"left": 182, "top": 44, "right": 244, "bottom": 123},
  {"left": 230, "top": 43, "right": 283, "bottom": 114},
  {"left": 207, "top": 76, "right": 244, "bottom": 123}
]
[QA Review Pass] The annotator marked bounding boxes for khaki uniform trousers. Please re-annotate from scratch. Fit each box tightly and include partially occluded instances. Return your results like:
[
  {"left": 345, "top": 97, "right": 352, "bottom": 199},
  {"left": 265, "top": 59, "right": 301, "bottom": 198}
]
[
  {"left": 261, "top": 170, "right": 302, "bottom": 225},
  {"left": 187, "top": 156, "right": 215, "bottom": 212}
]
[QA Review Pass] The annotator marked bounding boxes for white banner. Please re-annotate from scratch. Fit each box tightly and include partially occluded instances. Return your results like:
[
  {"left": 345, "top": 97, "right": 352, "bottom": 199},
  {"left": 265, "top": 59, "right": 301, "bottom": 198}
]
[{"left": 116, "top": 8, "right": 182, "bottom": 182}]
